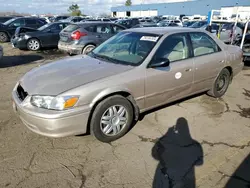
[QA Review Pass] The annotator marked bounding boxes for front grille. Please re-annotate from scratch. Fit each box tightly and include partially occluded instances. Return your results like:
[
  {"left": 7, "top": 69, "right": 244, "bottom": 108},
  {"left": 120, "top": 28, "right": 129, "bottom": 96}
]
[{"left": 16, "top": 85, "right": 28, "bottom": 101}]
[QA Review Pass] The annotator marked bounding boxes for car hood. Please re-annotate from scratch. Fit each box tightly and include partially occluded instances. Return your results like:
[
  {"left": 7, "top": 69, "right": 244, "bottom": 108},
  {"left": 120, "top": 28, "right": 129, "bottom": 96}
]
[{"left": 19, "top": 55, "right": 134, "bottom": 95}]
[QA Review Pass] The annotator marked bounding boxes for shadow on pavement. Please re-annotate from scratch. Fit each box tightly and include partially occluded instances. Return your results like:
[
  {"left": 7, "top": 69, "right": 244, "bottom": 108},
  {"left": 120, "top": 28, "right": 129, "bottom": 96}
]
[
  {"left": 225, "top": 153, "right": 250, "bottom": 188},
  {"left": 152, "top": 117, "right": 203, "bottom": 188},
  {"left": 0, "top": 55, "right": 44, "bottom": 68}
]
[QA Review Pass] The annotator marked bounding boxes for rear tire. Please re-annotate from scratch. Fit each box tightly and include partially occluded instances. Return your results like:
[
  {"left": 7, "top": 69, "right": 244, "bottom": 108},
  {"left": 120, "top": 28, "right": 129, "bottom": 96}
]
[
  {"left": 207, "top": 68, "right": 231, "bottom": 98},
  {"left": 90, "top": 95, "right": 134, "bottom": 143},
  {"left": 27, "top": 38, "right": 41, "bottom": 51},
  {"left": 0, "top": 32, "right": 9, "bottom": 43},
  {"left": 82, "top": 44, "right": 95, "bottom": 54}
]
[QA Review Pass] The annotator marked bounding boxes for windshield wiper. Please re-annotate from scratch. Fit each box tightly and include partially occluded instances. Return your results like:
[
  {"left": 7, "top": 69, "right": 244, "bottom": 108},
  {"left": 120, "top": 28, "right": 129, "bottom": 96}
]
[{"left": 91, "top": 53, "right": 120, "bottom": 64}]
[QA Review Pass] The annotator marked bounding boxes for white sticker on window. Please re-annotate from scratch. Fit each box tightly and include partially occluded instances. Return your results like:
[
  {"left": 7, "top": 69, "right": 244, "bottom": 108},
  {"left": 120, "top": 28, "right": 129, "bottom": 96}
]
[{"left": 140, "top": 36, "right": 159, "bottom": 42}]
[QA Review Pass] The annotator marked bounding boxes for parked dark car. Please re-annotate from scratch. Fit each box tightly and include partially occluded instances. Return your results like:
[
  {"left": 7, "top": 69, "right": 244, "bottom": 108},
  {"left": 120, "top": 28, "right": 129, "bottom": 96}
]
[
  {"left": 115, "top": 18, "right": 140, "bottom": 28},
  {"left": 52, "top": 16, "right": 70, "bottom": 22},
  {"left": 60, "top": 16, "right": 84, "bottom": 23},
  {"left": 189, "top": 21, "right": 207, "bottom": 28},
  {"left": 0, "top": 16, "right": 14, "bottom": 23},
  {"left": 11, "top": 22, "right": 69, "bottom": 51},
  {"left": 234, "top": 33, "right": 250, "bottom": 60},
  {"left": 0, "top": 17, "right": 46, "bottom": 42},
  {"left": 132, "top": 23, "right": 158, "bottom": 28},
  {"left": 58, "top": 22, "right": 126, "bottom": 55},
  {"left": 183, "top": 21, "right": 196, "bottom": 27},
  {"left": 157, "top": 21, "right": 179, "bottom": 27}
]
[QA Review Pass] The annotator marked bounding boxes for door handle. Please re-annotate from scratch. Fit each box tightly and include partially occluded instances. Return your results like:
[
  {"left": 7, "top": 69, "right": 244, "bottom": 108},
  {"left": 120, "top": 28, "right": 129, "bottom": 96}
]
[
  {"left": 185, "top": 68, "right": 192, "bottom": 72},
  {"left": 96, "top": 35, "right": 101, "bottom": 38},
  {"left": 219, "top": 60, "right": 225, "bottom": 63}
]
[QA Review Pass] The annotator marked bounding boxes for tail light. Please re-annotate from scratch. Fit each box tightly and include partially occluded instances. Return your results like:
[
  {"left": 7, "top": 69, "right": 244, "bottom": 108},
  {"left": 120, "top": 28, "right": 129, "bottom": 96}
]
[{"left": 71, "top": 31, "right": 87, "bottom": 40}]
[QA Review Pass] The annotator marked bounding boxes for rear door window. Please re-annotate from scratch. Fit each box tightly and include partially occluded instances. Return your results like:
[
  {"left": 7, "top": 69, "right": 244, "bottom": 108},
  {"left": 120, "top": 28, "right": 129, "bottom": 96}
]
[
  {"left": 190, "top": 32, "right": 221, "bottom": 57},
  {"left": 85, "top": 25, "right": 96, "bottom": 33},
  {"left": 96, "top": 25, "right": 112, "bottom": 34},
  {"left": 63, "top": 24, "right": 79, "bottom": 32},
  {"left": 25, "top": 19, "right": 37, "bottom": 25}
]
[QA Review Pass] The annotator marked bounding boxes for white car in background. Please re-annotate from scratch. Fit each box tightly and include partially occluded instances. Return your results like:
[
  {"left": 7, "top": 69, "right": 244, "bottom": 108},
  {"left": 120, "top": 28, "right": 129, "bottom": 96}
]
[
  {"left": 165, "top": 19, "right": 183, "bottom": 26},
  {"left": 0, "top": 45, "right": 3, "bottom": 60}
]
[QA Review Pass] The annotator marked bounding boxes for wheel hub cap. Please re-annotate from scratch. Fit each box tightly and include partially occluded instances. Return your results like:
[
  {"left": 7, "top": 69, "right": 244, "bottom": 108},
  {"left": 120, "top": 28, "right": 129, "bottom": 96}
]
[{"left": 100, "top": 105, "right": 128, "bottom": 136}]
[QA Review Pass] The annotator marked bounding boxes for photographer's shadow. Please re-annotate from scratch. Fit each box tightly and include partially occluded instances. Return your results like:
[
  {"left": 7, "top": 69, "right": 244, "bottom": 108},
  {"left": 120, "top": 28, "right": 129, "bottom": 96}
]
[{"left": 152, "top": 118, "right": 204, "bottom": 188}]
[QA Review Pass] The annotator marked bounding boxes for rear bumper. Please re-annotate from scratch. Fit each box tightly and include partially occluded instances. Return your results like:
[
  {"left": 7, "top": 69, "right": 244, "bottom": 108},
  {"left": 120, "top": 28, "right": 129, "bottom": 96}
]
[
  {"left": 58, "top": 42, "right": 84, "bottom": 55},
  {"left": 12, "top": 89, "right": 91, "bottom": 138},
  {"left": 11, "top": 37, "right": 27, "bottom": 49}
]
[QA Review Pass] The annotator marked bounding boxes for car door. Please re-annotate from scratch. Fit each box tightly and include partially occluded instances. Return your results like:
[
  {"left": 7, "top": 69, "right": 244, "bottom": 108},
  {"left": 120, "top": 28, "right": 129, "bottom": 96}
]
[
  {"left": 145, "top": 33, "right": 194, "bottom": 109},
  {"left": 95, "top": 24, "right": 113, "bottom": 44},
  {"left": 189, "top": 32, "right": 225, "bottom": 92},
  {"left": 41, "top": 24, "right": 62, "bottom": 47}
]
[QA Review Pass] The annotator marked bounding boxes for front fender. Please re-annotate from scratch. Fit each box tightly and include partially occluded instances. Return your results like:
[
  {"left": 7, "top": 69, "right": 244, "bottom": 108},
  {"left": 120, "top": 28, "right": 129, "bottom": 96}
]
[{"left": 90, "top": 87, "right": 133, "bottom": 108}]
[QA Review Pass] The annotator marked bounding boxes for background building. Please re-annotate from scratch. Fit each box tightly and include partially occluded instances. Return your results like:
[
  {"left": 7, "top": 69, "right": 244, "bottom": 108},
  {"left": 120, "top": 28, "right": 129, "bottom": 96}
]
[{"left": 111, "top": 0, "right": 250, "bottom": 18}]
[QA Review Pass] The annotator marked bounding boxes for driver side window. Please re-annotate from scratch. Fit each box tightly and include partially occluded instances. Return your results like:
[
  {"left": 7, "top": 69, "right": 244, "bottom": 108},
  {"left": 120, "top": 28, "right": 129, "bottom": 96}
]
[{"left": 150, "top": 33, "right": 189, "bottom": 66}]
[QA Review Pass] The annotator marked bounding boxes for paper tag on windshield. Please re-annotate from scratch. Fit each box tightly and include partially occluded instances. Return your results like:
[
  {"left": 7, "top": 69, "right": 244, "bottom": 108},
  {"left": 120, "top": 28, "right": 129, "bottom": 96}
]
[{"left": 140, "top": 36, "right": 159, "bottom": 42}]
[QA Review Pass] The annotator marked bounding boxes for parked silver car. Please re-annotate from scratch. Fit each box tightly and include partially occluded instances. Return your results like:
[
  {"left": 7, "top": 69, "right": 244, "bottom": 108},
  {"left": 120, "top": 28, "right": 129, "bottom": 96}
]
[
  {"left": 0, "top": 45, "right": 3, "bottom": 59},
  {"left": 219, "top": 23, "right": 243, "bottom": 44},
  {"left": 58, "top": 22, "right": 126, "bottom": 55},
  {"left": 12, "top": 27, "right": 244, "bottom": 142}
]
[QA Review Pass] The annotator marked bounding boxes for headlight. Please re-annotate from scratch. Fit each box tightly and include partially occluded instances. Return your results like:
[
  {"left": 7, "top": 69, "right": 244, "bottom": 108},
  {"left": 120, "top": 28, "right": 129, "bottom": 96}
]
[{"left": 30, "top": 95, "right": 79, "bottom": 110}]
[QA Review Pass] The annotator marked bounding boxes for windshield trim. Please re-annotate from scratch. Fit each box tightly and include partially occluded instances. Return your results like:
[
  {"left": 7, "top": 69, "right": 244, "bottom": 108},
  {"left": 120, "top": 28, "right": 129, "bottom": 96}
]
[{"left": 88, "top": 31, "right": 162, "bottom": 67}]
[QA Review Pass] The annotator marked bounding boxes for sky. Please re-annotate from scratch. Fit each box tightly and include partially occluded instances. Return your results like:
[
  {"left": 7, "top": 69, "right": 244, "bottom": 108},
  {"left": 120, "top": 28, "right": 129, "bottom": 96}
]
[{"left": 0, "top": 0, "right": 188, "bottom": 15}]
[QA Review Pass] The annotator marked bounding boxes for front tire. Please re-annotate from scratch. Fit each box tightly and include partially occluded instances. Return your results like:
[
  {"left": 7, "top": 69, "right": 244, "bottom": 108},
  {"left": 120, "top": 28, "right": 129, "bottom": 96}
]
[
  {"left": 0, "top": 32, "right": 9, "bottom": 43},
  {"left": 90, "top": 95, "right": 134, "bottom": 143},
  {"left": 207, "top": 68, "right": 231, "bottom": 98},
  {"left": 27, "top": 38, "right": 41, "bottom": 51}
]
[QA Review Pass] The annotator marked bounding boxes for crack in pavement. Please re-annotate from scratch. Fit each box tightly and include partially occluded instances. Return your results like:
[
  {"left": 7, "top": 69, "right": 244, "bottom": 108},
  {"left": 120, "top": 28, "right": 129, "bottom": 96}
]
[
  {"left": 217, "top": 170, "right": 250, "bottom": 185},
  {"left": 78, "top": 169, "right": 86, "bottom": 188},
  {"left": 201, "top": 140, "right": 250, "bottom": 149},
  {"left": 219, "top": 98, "right": 230, "bottom": 113}
]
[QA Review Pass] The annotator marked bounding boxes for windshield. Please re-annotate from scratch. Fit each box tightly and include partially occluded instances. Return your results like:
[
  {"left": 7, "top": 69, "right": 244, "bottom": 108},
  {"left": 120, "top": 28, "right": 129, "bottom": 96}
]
[
  {"left": 89, "top": 32, "right": 160, "bottom": 66},
  {"left": 3, "top": 18, "right": 16, "bottom": 25},
  {"left": 190, "top": 21, "right": 207, "bottom": 28},
  {"left": 38, "top": 23, "right": 52, "bottom": 31}
]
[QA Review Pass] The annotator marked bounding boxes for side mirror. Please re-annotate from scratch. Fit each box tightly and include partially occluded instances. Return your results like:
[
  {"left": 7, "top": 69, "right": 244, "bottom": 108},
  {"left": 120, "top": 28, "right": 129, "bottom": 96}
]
[{"left": 149, "top": 58, "right": 170, "bottom": 68}]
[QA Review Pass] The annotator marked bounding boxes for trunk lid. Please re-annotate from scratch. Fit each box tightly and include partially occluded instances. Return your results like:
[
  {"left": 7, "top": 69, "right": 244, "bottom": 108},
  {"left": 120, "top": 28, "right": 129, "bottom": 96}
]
[{"left": 59, "top": 24, "right": 80, "bottom": 43}]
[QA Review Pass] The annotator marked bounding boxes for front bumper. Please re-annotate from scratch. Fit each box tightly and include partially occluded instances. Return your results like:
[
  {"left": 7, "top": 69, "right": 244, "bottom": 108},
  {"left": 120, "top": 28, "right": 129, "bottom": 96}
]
[
  {"left": 58, "top": 42, "right": 84, "bottom": 55},
  {"left": 12, "top": 89, "right": 90, "bottom": 138}
]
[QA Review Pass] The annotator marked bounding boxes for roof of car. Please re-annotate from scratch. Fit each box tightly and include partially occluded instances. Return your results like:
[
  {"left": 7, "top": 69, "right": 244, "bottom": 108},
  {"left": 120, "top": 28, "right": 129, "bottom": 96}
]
[
  {"left": 126, "top": 27, "right": 196, "bottom": 35},
  {"left": 76, "top": 21, "right": 112, "bottom": 25}
]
